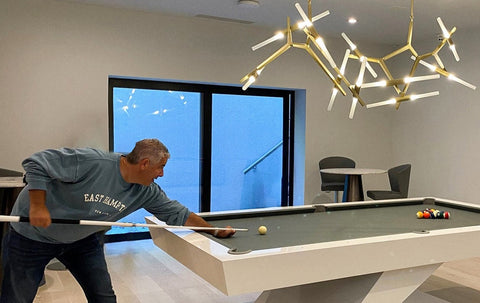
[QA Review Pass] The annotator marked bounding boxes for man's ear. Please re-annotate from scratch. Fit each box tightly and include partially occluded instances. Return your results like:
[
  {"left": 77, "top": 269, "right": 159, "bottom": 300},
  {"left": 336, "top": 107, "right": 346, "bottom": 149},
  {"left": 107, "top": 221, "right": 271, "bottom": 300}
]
[{"left": 139, "top": 158, "right": 150, "bottom": 169}]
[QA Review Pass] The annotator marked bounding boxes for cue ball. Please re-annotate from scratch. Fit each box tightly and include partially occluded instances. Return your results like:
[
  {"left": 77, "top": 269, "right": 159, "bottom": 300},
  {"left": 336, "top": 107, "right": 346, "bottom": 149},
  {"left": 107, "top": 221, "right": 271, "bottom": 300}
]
[{"left": 258, "top": 225, "right": 267, "bottom": 235}]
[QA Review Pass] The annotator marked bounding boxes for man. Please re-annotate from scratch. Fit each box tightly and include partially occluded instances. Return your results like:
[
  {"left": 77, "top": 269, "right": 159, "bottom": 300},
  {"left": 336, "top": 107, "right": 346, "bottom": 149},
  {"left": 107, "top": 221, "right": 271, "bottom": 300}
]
[{"left": 1, "top": 138, "right": 234, "bottom": 302}]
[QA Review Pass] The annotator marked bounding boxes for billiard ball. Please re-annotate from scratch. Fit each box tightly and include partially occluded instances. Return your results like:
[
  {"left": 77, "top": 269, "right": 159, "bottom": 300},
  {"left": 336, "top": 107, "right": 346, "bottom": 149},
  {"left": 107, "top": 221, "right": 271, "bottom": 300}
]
[
  {"left": 258, "top": 225, "right": 268, "bottom": 235},
  {"left": 443, "top": 211, "right": 450, "bottom": 219},
  {"left": 416, "top": 211, "right": 424, "bottom": 218},
  {"left": 423, "top": 211, "right": 430, "bottom": 219}
]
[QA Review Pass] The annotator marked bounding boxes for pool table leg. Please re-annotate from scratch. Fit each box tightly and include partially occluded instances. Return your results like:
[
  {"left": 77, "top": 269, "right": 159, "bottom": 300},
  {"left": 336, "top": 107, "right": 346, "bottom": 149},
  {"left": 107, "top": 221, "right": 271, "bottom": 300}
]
[
  {"left": 362, "top": 263, "right": 441, "bottom": 302},
  {"left": 254, "top": 263, "right": 441, "bottom": 303}
]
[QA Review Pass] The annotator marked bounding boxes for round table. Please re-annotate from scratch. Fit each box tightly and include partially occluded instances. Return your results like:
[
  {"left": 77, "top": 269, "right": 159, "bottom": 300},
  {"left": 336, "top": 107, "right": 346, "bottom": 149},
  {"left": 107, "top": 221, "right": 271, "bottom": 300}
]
[{"left": 320, "top": 168, "right": 386, "bottom": 202}]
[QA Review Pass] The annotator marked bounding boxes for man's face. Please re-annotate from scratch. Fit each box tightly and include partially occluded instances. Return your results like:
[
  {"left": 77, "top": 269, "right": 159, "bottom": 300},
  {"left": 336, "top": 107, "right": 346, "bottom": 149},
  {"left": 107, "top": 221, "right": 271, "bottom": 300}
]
[{"left": 140, "top": 157, "right": 168, "bottom": 186}]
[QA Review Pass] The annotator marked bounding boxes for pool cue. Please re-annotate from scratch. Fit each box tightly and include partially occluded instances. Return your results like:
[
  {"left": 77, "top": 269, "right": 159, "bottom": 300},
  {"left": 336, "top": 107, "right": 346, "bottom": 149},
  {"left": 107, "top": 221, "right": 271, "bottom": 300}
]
[{"left": 0, "top": 215, "right": 248, "bottom": 232}]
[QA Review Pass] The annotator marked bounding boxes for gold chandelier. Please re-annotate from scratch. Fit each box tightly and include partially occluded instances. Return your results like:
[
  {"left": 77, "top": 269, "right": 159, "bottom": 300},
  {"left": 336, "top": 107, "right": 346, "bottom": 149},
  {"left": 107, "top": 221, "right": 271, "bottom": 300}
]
[{"left": 240, "top": 0, "right": 476, "bottom": 119}]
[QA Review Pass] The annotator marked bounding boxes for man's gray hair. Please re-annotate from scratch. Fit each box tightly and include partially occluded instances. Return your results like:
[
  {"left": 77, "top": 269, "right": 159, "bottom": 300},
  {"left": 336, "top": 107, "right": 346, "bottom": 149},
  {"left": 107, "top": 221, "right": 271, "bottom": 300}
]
[{"left": 126, "top": 139, "right": 170, "bottom": 164}]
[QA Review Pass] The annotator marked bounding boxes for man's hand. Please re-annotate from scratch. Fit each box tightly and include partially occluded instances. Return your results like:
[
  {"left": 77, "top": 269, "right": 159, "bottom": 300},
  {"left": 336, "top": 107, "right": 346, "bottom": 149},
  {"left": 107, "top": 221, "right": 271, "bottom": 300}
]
[
  {"left": 185, "top": 213, "right": 235, "bottom": 238},
  {"left": 29, "top": 190, "right": 51, "bottom": 227},
  {"left": 214, "top": 225, "right": 236, "bottom": 238}
]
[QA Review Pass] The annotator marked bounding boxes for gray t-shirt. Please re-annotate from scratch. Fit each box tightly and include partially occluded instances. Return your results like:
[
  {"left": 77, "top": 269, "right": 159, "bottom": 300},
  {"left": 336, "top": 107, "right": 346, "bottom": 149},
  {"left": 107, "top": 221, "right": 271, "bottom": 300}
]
[{"left": 11, "top": 147, "right": 191, "bottom": 243}]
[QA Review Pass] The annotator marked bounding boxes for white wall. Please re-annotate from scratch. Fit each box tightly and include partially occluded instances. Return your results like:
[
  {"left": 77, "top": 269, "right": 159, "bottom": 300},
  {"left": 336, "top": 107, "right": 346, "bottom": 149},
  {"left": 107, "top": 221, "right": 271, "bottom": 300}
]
[
  {"left": 1, "top": 0, "right": 400, "bottom": 206},
  {"left": 392, "top": 29, "right": 480, "bottom": 203}
]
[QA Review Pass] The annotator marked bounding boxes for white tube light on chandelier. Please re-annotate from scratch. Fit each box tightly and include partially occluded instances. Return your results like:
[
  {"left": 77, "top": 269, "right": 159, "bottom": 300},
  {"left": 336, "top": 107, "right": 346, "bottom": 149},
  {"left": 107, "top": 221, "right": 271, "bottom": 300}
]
[
  {"left": 295, "top": 3, "right": 312, "bottom": 27},
  {"left": 366, "top": 98, "right": 396, "bottom": 109},
  {"left": 341, "top": 32, "right": 357, "bottom": 51},
  {"left": 252, "top": 32, "right": 285, "bottom": 51},
  {"left": 328, "top": 88, "right": 338, "bottom": 111},
  {"left": 312, "top": 10, "right": 330, "bottom": 22},
  {"left": 404, "top": 74, "right": 440, "bottom": 83},
  {"left": 366, "top": 91, "right": 440, "bottom": 109},
  {"left": 349, "top": 97, "right": 358, "bottom": 119},
  {"left": 361, "top": 80, "right": 387, "bottom": 89},
  {"left": 437, "top": 17, "right": 450, "bottom": 39},
  {"left": 242, "top": 75, "right": 256, "bottom": 91},
  {"left": 355, "top": 57, "right": 367, "bottom": 87},
  {"left": 411, "top": 56, "right": 437, "bottom": 71},
  {"left": 448, "top": 74, "right": 477, "bottom": 90},
  {"left": 315, "top": 37, "right": 336, "bottom": 68},
  {"left": 410, "top": 91, "right": 440, "bottom": 101},
  {"left": 339, "top": 49, "right": 350, "bottom": 76}
]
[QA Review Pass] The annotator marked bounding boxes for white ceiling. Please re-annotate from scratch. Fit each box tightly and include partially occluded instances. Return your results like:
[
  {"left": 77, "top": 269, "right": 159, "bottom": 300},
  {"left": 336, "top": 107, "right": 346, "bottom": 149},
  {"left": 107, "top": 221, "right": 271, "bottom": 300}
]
[{"left": 58, "top": 0, "right": 480, "bottom": 45}]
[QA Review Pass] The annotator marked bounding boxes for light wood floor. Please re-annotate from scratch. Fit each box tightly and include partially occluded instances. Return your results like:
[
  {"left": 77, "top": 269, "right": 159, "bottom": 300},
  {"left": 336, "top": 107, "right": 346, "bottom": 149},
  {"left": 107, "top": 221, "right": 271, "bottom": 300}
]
[{"left": 34, "top": 239, "right": 480, "bottom": 303}]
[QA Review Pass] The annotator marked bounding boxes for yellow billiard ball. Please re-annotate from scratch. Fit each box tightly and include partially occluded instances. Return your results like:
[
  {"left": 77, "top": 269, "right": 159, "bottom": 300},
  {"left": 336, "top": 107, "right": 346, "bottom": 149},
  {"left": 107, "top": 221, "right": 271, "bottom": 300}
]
[{"left": 258, "top": 225, "right": 267, "bottom": 235}]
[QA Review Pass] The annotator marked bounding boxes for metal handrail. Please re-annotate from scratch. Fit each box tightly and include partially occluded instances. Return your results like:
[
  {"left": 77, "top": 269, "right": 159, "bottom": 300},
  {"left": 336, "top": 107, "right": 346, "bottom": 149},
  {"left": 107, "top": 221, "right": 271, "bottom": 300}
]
[{"left": 243, "top": 140, "right": 283, "bottom": 174}]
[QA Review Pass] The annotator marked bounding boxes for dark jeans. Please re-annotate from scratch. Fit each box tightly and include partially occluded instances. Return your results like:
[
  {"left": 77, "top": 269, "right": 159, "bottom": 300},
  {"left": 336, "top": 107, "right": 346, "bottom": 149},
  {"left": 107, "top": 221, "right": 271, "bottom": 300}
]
[{"left": 1, "top": 228, "right": 116, "bottom": 303}]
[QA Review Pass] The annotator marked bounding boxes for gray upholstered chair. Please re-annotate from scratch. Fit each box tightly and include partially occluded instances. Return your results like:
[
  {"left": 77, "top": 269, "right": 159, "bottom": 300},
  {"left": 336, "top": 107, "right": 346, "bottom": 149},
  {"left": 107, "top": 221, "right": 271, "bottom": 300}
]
[
  {"left": 319, "top": 156, "right": 356, "bottom": 202},
  {"left": 366, "top": 164, "right": 411, "bottom": 200}
]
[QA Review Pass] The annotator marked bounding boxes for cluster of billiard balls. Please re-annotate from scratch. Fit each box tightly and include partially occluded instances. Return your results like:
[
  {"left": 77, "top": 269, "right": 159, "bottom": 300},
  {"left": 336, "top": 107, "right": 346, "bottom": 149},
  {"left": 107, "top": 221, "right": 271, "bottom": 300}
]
[{"left": 416, "top": 208, "right": 450, "bottom": 219}]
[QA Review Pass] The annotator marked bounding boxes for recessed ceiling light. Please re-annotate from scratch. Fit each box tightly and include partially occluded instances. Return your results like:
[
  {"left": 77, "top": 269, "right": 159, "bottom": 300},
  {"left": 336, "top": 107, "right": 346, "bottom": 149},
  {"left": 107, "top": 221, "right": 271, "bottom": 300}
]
[
  {"left": 348, "top": 17, "right": 357, "bottom": 24},
  {"left": 238, "top": 0, "right": 260, "bottom": 8}
]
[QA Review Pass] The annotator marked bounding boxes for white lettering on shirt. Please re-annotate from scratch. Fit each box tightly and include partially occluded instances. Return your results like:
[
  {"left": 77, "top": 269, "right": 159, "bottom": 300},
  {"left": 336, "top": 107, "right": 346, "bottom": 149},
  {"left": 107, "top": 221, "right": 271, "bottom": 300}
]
[{"left": 84, "top": 193, "right": 127, "bottom": 212}]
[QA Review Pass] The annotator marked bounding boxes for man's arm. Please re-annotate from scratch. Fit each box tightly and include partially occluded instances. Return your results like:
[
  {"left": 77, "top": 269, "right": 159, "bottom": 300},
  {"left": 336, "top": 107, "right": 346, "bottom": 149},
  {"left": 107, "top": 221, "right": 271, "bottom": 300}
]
[
  {"left": 184, "top": 213, "right": 235, "bottom": 238},
  {"left": 28, "top": 189, "right": 51, "bottom": 227},
  {"left": 22, "top": 148, "right": 90, "bottom": 228}
]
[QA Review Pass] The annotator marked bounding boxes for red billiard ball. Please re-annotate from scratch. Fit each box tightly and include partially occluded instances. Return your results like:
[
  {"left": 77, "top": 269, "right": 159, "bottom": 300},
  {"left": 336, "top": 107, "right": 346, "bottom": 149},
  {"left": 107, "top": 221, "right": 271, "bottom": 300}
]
[{"left": 443, "top": 211, "right": 450, "bottom": 219}]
